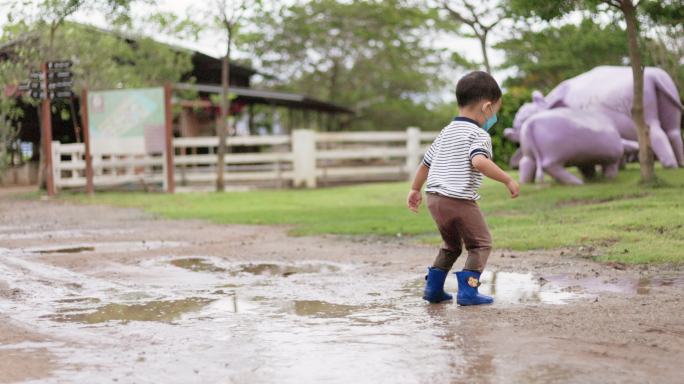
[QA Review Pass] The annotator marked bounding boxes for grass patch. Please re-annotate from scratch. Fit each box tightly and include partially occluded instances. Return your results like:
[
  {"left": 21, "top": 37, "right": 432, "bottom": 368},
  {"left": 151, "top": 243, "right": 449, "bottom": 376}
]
[{"left": 57, "top": 165, "right": 684, "bottom": 264}]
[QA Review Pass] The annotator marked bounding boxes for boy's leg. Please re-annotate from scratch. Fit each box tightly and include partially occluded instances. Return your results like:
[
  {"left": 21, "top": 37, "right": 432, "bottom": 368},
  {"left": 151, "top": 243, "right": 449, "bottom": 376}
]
[
  {"left": 426, "top": 194, "right": 463, "bottom": 271},
  {"left": 455, "top": 200, "right": 492, "bottom": 272}
]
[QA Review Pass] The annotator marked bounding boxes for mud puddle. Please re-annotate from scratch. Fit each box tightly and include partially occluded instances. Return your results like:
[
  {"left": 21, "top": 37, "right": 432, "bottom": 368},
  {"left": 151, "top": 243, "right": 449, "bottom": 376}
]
[
  {"left": 21, "top": 241, "right": 186, "bottom": 255},
  {"left": 49, "top": 297, "right": 214, "bottom": 324},
  {"left": 1, "top": 252, "right": 682, "bottom": 383}
]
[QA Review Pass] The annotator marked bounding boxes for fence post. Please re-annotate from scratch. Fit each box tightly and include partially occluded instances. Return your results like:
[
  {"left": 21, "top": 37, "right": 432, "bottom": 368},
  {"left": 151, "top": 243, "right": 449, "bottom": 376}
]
[
  {"left": 292, "top": 129, "right": 316, "bottom": 188},
  {"left": 405, "top": 127, "right": 421, "bottom": 178},
  {"left": 51, "top": 141, "right": 60, "bottom": 193}
]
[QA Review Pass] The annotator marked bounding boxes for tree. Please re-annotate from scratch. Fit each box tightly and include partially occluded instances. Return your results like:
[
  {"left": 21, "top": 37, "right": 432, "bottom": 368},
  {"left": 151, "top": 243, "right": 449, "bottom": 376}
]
[
  {"left": 2, "top": 0, "right": 145, "bottom": 189},
  {"left": 496, "top": 19, "right": 628, "bottom": 91},
  {"left": 440, "top": 0, "right": 505, "bottom": 73},
  {"left": 508, "top": 0, "right": 673, "bottom": 185},
  {"left": 244, "top": 0, "right": 452, "bottom": 132},
  {"left": 213, "top": 0, "right": 263, "bottom": 192},
  {"left": 641, "top": 0, "right": 684, "bottom": 100},
  {"left": 152, "top": 0, "right": 264, "bottom": 192}
]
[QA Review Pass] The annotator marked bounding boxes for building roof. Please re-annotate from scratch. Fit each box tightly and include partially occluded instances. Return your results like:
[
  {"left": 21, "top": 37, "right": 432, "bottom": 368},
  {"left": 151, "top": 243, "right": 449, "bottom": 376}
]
[{"left": 174, "top": 83, "right": 353, "bottom": 114}]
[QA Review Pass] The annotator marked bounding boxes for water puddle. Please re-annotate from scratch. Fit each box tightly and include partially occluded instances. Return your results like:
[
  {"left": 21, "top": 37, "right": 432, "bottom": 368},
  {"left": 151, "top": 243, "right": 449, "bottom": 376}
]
[
  {"left": 24, "top": 241, "right": 185, "bottom": 255},
  {"left": 49, "top": 297, "right": 214, "bottom": 324},
  {"left": 2, "top": 253, "right": 681, "bottom": 384},
  {"left": 479, "top": 271, "right": 583, "bottom": 304},
  {"left": 170, "top": 258, "right": 227, "bottom": 273},
  {"left": 284, "top": 300, "right": 364, "bottom": 318},
  {"left": 37, "top": 246, "right": 95, "bottom": 254},
  {"left": 235, "top": 262, "right": 341, "bottom": 277}
]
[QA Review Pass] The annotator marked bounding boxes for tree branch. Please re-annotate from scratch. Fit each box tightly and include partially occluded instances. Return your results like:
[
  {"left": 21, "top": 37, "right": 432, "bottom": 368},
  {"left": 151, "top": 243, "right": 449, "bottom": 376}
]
[{"left": 442, "top": 0, "right": 475, "bottom": 27}]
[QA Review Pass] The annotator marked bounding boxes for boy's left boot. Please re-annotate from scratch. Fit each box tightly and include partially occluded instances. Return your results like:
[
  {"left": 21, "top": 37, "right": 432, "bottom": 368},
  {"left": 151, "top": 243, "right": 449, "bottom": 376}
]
[
  {"left": 455, "top": 270, "right": 493, "bottom": 306},
  {"left": 422, "top": 267, "right": 453, "bottom": 303}
]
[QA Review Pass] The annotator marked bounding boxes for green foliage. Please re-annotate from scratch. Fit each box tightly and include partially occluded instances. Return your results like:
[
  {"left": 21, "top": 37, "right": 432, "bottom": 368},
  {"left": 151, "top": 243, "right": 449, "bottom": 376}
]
[
  {"left": 242, "top": 0, "right": 453, "bottom": 131},
  {"left": 1, "top": 21, "right": 194, "bottom": 92},
  {"left": 496, "top": 19, "right": 628, "bottom": 91},
  {"left": 507, "top": 0, "right": 581, "bottom": 20},
  {"left": 0, "top": 59, "right": 26, "bottom": 174},
  {"left": 61, "top": 165, "right": 684, "bottom": 264},
  {"left": 492, "top": 86, "right": 531, "bottom": 166},
  {"left": 641, "top": 0, "right": 684, "bottom": 25}
]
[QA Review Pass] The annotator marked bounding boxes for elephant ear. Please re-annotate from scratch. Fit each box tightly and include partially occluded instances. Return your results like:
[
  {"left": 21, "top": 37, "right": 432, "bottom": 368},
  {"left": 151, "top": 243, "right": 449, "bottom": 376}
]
[{"left": 532, "top": 90, "right": 548, "bottom": 108}]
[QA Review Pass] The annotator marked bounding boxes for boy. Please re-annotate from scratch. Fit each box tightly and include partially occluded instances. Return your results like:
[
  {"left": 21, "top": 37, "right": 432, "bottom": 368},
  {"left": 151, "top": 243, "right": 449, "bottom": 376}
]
[{"left": 407, "top": 71, "right": 519, "bottom": 306}]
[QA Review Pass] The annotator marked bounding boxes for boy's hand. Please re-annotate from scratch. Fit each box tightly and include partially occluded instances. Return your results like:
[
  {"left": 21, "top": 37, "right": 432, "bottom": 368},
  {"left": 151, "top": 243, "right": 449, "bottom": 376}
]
[
  {"left": 407, "top": 189, "right": 422, "bottom": 213},
  {"left": 506, "top": 179, "right": 520, "bottom": 198}
]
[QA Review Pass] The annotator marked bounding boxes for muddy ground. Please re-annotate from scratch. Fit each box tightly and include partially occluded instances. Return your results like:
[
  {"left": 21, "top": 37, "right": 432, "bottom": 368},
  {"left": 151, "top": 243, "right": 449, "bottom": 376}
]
[{"left": 0, "top": 189, "right": 683, "bottom": 384}]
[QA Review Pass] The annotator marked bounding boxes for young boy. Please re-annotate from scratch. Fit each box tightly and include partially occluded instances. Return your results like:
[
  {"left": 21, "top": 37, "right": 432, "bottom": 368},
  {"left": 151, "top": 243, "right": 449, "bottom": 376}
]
[{"left": 407, "top": 71, "right": 519, "bottom": 306}]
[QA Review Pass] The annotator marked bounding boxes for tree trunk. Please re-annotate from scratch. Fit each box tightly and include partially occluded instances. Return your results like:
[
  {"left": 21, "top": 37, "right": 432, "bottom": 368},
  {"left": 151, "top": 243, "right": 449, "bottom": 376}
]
[
  {"left": 216, "top": 31, "right": 232, "bottom": 192},
  {"left": 478, "top": 31, "right": 492, "bottom": 74},
  {"left": 622, "top": 0, "right": 656, "bottom": 184}
]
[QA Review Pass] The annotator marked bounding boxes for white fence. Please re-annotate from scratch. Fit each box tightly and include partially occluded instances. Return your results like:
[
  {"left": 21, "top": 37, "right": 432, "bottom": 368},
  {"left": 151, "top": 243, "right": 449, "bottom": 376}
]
[
  {"left": 52, "top": 127, "right": 437, "bottom": 191},
  {"left": 52, "top": 142, "right": 165, "bottom": 189}
]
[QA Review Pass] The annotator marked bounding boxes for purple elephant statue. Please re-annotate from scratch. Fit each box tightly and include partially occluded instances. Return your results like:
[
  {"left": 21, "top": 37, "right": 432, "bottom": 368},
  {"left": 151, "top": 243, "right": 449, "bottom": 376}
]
[
  {"left": 506, "top": 66, "right": 684, "bottom": 174},
  {"left": 518, "top": 108, "right": 638, "bottom": 184}
]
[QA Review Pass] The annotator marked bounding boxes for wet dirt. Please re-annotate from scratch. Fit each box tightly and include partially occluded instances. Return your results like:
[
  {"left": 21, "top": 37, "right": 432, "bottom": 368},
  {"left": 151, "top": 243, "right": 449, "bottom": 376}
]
[{"left": 0, "top": 193, "right": 683, "bottom": 383}]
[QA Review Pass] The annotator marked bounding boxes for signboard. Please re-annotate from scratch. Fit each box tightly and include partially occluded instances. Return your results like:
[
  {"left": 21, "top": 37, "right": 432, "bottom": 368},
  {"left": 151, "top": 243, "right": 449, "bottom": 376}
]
[
  {"left": 24, "top": 60, "right": 74, "bottom": 100},
  {"left": 87, "top": 87, "right": 166, "bottom": 154}
]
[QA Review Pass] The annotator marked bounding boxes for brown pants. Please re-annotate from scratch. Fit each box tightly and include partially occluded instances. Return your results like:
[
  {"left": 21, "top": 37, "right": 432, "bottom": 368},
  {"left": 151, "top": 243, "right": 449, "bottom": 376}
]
[{"left": 426, "top": 193, "right": 492, "bottom": 272}]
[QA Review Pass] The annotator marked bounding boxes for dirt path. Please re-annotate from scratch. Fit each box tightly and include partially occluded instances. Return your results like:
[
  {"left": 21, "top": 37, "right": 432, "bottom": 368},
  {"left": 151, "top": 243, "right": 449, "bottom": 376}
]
[{"left": 0, "top": 192, "right": 683, "bottom": 383}]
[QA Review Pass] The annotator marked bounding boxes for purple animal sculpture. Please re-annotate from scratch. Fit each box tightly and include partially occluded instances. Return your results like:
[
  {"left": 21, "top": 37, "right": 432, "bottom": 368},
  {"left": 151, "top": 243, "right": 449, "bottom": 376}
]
[
  {"left": 518, "top": 108, "right": 638, "bottom": 185},
  {"left": 505, "top": 66, "right": 683, "bottom": 169}
]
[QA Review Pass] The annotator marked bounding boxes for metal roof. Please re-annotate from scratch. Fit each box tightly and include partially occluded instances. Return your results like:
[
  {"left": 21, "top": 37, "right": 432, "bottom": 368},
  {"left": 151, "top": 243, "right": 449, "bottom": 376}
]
[{"left": 174, "top": 83, "right": 353, "bottom": 114}]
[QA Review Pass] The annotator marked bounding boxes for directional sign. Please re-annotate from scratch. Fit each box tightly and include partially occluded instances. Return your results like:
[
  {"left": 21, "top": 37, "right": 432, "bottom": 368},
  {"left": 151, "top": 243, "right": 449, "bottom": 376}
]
[
  {"left": 47, "top": 80, "right": 73, "bottom": 90},
  {"left": 46, "top": 71, "right": 72, "bottom": 80},
  {"left": 24, "top": 61, "right": 75, "bottom": 100},
  {"left": 49, "top": 90, "right": 73, "bottom": 99},
  {"left": 47, "top": 60, "right": 72, "bottom": 70}
]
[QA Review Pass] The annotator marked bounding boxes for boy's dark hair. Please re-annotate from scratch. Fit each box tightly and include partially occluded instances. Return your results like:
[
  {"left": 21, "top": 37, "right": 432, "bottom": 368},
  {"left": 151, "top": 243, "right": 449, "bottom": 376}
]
[{"left": 455, "top": 71, "right": 502, "bottom": 107}]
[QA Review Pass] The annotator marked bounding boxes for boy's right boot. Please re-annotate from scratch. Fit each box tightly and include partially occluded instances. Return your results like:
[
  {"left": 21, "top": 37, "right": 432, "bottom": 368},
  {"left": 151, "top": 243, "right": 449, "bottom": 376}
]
[
  {"left": 422, "top": 267, "right": 453, "bottom": 303},
  {"left": 455, "top": 270, "right": 493, "bottom": 306}
]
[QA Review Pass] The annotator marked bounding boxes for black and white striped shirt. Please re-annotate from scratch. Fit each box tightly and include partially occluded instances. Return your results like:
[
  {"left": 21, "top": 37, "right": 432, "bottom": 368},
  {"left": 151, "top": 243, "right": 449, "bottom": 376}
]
[{"left": 422, "top": 117, "right": 493, "bottom": 201}]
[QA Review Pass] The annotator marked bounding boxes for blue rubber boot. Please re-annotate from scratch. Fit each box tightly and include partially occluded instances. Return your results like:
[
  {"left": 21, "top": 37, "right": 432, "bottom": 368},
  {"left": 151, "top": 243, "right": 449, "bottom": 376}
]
[
  {"left": 422, "top": 267, "right": 453, "bottom": 303},
  {"left": 455, "top": 270, "right": 493, "bottom": 306}
]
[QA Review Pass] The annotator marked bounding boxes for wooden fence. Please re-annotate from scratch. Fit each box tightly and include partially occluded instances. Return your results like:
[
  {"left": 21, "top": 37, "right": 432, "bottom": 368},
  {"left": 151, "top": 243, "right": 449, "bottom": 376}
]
[{"left": 52, "top": 127, "right": 437, "bottom": 191}]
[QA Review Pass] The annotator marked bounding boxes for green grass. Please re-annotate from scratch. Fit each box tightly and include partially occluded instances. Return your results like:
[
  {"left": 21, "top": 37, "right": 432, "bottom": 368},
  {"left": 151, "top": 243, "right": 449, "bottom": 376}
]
[{"left": 58, "top": 165, "right": 684, "bottom": 264}]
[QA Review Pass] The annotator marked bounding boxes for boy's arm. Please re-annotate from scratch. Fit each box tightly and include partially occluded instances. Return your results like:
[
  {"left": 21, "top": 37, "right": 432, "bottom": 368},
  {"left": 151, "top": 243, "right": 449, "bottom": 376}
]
[
  {"left": 407, "top": 163, "right": 429, "bottom": 212},
  {"left": 471, "top": 155, "right": 519, "bottom": 198}
]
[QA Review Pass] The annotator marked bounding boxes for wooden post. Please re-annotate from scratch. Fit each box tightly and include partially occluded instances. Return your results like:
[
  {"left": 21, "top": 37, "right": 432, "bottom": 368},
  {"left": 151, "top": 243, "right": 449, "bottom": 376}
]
[
  {"left": 292, "top": 129, "right": 316, "bottom": 188},
  {"left": 40, "top": 62, "right": 56, "bottom": 196},
  {"left": 405, "top": 127, "right": 421, "bottom": 178},
  {"left": 81, "top": 88, "right": 94, "bottom": 194},
  {"left": 164, "top": 83, "right": 175, "bottom": 193}
]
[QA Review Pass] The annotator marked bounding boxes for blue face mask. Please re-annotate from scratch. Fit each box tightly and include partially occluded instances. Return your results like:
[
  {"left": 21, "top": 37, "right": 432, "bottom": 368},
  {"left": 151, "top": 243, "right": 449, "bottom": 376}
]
[
  {"left": 482, "top": 114, "right": 497, "bottom": 131},
  {"left": 482, "top": 105, "right": 497, "bottom": 131}
]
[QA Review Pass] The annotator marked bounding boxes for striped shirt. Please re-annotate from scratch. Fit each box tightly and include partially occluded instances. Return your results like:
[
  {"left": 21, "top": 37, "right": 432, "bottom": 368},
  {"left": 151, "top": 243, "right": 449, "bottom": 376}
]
[{"left": 422, "top": 117, "right": 493, "bottom": 201}]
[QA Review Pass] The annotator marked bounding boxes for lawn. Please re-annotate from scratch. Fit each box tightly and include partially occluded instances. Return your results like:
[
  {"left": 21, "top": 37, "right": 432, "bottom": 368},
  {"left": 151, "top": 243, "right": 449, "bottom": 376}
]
[{"left": 60, "top": 165, "right": 684, "bottom": 264}]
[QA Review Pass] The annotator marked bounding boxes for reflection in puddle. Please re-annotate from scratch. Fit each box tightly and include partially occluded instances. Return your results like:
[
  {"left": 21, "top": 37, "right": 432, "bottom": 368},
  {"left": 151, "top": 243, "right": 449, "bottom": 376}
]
[
  {"left": 479, "top": 271, "right": 582, "bottom": 305},
  {"left": 285, "top": 300, "right": 363, "bottom": 318},
  {"left": 37, "top": 246, "right": 95, "bottom": 254},
  {"left": 170, "top": 258, "right": 227, "bottom": 273},
  {"left": 55, "top": 297, "right": 101, "bottom": 304},
  {"left": 50, "top": 298, "right": 213, "bottom": 324},
  {"left": 235, "top": 262, "right": 341, "bottom": 277},
  {"left": 26, "top": 241, "right": 184, "bottom": 255}
]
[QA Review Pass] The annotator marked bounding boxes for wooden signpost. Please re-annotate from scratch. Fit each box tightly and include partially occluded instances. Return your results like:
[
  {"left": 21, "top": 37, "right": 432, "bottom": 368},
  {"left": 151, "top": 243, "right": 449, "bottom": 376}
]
[{"left": 21, "top": 60, "right": 75, "bottom": 196}]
